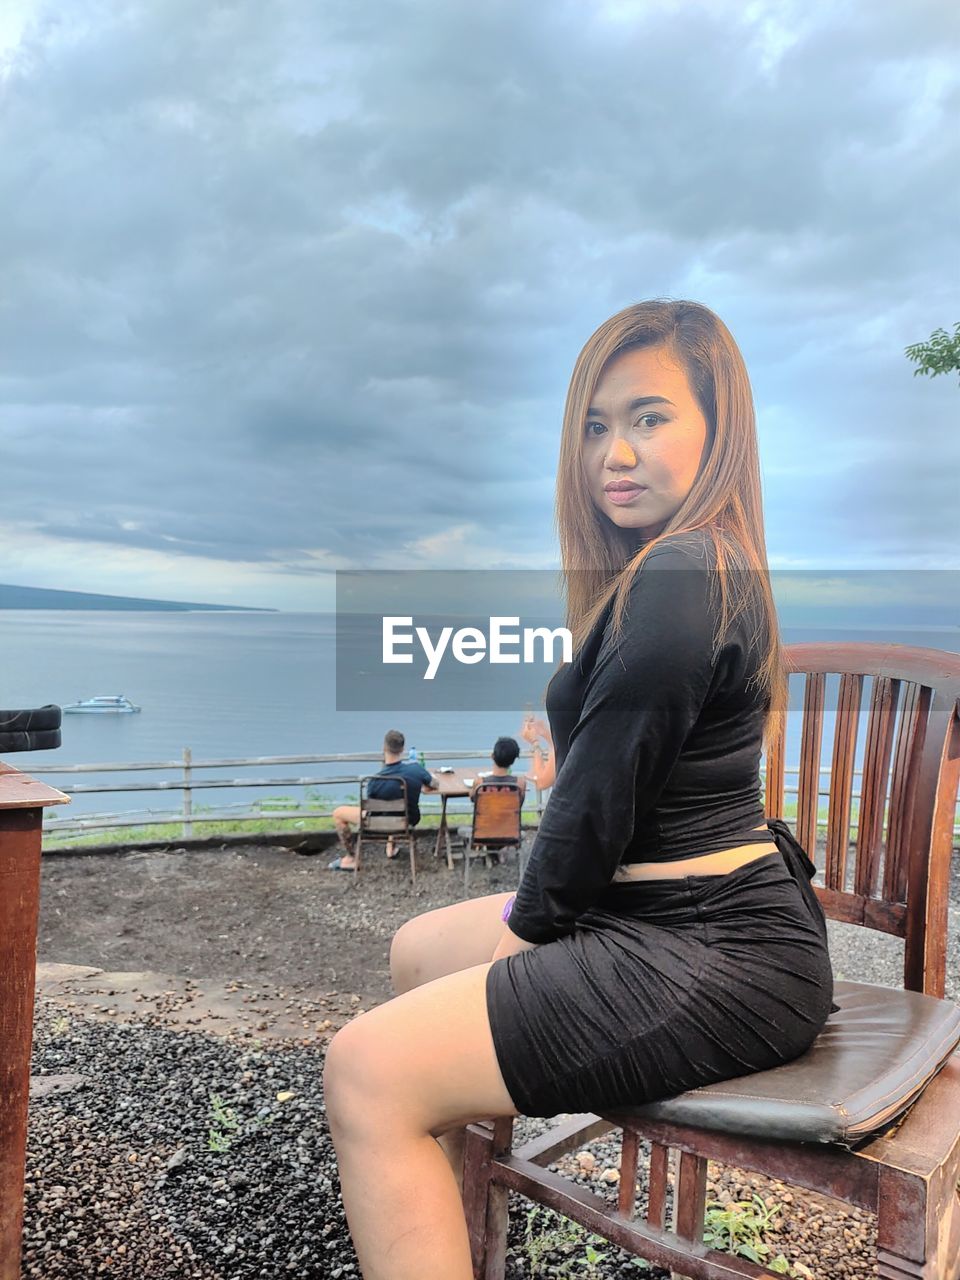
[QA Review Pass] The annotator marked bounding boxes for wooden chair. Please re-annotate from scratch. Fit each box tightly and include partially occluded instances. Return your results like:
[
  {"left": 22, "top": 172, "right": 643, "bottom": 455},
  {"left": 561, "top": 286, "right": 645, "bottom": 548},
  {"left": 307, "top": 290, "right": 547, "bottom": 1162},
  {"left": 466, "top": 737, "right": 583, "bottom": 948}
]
[
  {"left": 464, "top": 643, "right": 960, "bottom": 1280},
  {"left": 464, "top": 783, "right": 523, "bottom": 891},
  {"left": 355, "top": 776, "right": 418, "bottom": 885}
]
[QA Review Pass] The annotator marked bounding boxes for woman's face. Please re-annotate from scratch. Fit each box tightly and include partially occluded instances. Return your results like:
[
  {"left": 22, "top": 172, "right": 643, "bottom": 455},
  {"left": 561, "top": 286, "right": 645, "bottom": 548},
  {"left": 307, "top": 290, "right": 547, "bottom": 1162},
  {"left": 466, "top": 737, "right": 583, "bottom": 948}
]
[{"left": 582, "top": 344, "right": 709, "bottom": 538}]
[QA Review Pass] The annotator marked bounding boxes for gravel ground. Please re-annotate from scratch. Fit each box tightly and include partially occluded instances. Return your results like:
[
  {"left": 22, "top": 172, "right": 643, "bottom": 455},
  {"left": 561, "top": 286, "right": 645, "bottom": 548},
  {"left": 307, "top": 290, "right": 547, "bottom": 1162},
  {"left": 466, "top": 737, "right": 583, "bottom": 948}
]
[{"left": 25, "top": 838, "right": 960, "bottom": 1279}]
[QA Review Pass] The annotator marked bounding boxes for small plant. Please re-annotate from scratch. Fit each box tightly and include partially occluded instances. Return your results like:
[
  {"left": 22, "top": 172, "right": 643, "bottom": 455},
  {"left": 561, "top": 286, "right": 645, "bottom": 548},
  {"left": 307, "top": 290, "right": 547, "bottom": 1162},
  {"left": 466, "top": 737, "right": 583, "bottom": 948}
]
[
  {"left": 584, "top": 1241, "right": 606, "bottom": 1266},
  {"left": 702, "top": 1196, "right": 811, "bottom": 1276},
  {"left": 50, "top": 1014, "right": 70, "bottom": 1036},
  {"left": 703, "top": 1195, "right": 780, "bottom": 1264},
  {"left": 207, "top": 1092, "right": 240, "bottom": 1154}
]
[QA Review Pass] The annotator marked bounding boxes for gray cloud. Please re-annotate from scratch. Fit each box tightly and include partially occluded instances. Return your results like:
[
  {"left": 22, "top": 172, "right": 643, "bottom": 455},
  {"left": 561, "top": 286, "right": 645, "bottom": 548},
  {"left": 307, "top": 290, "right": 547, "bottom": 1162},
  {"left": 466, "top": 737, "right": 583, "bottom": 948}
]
[{"left": 0, "top": 0, "right": 957, "bottom": 606}]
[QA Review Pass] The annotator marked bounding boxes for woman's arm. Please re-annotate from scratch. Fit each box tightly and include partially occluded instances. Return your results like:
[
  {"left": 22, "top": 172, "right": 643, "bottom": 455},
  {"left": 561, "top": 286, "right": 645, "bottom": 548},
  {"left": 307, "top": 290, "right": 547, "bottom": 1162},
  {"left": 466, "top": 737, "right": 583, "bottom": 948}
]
[
  {"left": 527, "top": 740, "right": 556, "bottom": 790},
  {"left": 507, "top": 544, "right": 718, "bottom": 945},
  {"left": 521, "top": 716, "right": 556, "bottom": 789}
]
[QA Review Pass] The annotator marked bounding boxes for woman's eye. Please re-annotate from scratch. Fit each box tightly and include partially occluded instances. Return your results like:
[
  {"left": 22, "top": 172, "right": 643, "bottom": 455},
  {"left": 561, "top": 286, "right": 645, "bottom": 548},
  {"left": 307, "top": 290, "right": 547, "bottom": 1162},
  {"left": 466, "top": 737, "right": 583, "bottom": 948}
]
[
  {"left": 585, "top": 420, "right": 607, "bottom": 437},
  {"left": 636, "top": 413, "right": 663, "bottom": 430}
]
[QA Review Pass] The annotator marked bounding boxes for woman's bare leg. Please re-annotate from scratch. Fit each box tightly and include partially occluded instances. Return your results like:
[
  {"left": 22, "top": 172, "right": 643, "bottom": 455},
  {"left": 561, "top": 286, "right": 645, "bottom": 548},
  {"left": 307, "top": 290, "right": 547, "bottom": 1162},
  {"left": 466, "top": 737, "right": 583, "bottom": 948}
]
[
  {"left": 389, "top": 892, "right": 514, "bottom": 1189},
  {"left": 324, "top": 962, "right": 519, "bottom": 1280},
  {"left": 389, "top": 891, "right": 514, "bottom": 993}
]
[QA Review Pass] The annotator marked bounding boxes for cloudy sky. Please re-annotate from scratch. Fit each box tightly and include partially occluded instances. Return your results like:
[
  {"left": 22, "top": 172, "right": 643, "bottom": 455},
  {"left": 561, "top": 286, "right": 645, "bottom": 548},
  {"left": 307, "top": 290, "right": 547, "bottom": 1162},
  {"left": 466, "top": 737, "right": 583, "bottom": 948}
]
[{"left": 1, "top": 0, "right": 957, "bottom": 609}]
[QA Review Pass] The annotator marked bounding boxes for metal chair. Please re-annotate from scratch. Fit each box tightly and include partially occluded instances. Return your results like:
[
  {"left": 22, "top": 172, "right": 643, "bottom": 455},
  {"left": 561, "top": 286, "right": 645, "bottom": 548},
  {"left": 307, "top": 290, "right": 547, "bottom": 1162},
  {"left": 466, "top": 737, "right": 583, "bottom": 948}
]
[
  {"left": 355, "top": 776, "right": 418, "bottom": 885},
  {"left": 464, "top": 643, "right": 960, "bottom": 1280},
  {"left": 464, "top": 783, "right": 523, "bottom": 891}
]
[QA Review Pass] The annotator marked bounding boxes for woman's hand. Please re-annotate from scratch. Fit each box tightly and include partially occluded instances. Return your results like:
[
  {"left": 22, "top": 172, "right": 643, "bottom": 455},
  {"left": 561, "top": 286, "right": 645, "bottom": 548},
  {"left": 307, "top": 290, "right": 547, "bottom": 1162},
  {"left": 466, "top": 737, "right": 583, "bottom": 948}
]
[
  {"left": 491, "top": 925, "right": 539, "bottom": 964},
  {"left": 519, "top": 715, "right": 550, "bottom": 745}
]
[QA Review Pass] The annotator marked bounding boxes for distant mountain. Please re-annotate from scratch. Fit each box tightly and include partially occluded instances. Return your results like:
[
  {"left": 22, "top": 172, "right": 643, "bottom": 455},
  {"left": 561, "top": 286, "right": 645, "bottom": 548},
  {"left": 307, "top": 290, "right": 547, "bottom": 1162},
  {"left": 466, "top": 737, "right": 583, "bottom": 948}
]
[{"left": 0, "top": 584, "right": 275, "bottom": 612}]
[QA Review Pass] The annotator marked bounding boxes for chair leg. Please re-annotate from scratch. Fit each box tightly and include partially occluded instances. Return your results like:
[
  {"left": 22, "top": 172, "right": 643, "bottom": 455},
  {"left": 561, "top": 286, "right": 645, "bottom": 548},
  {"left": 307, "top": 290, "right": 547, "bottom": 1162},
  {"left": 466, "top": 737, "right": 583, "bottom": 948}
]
[
  {"left": 409, "top": 832, "right": 417, "bottom": 887},
  {"left": 876, "top": 1164, "right": 960, "bottom": 1279},
  {"left": 464, "top": 838, "right": 472, "bottom": 893},
  {"left": 671, "top": 1149, "right": 707, "bottom": 1280},
  {"left": 463, "top": 1117, "right": 513, "bottom": 1280}
]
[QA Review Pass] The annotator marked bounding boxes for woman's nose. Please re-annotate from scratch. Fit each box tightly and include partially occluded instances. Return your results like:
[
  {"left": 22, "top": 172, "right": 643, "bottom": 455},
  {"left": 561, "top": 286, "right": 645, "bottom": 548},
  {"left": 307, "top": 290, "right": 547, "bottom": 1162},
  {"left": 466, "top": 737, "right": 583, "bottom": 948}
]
[{"left": 605, "top": 435, "right": 637, "bottom": 469}]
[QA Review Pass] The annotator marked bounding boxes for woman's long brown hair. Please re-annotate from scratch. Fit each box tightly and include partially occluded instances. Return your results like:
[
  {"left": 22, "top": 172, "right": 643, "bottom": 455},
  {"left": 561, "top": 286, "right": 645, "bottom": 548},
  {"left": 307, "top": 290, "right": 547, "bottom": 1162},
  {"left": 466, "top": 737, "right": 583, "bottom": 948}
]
[{"left": 555, "top": 299, "right": 786, "bottom": 739}]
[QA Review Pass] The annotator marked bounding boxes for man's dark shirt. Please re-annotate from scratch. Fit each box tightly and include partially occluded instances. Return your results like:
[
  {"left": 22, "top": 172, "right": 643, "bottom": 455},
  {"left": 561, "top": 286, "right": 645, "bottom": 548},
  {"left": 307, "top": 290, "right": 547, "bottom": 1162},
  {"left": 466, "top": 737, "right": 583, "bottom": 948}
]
[{"left": 367, "top": 761, "right": 434, "bottom": 824}]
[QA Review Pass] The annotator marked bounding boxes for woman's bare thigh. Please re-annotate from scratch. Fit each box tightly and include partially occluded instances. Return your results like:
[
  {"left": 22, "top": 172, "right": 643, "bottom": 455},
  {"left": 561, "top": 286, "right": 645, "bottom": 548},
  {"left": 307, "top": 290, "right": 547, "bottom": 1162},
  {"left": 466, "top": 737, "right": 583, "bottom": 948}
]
[{"left": 390, "top": 891, "right": 515, "bottom": 995}]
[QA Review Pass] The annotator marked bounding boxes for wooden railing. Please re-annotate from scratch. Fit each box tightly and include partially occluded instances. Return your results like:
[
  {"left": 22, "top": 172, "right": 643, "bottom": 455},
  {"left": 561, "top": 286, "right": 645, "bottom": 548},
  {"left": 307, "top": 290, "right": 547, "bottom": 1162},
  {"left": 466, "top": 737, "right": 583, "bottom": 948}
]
[
  {"left": 29, "top": 752, "right": 960, "bottom": 846},
  {"left": 31, "top": 750, "right": 547, "bottom": 841}
]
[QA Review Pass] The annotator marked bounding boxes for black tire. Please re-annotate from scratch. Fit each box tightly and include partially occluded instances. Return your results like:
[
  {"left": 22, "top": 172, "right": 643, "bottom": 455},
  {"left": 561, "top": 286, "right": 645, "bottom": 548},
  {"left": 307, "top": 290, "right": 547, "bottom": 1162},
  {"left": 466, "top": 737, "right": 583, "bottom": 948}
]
[
  {"left": 0, "top": 728, "right": 62, "bottom": 753},
  {"left": 0, "top": 704, "right": 62, "bottom": 731}
]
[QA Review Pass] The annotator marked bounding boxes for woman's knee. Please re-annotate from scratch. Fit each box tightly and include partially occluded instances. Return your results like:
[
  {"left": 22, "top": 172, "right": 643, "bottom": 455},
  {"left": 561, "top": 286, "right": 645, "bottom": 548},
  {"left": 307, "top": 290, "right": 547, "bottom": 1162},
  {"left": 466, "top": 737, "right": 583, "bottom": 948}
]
[
  {"left": 390, "top": 894, "right": 516, "bottom": 996},
  {"left": 389, "top": 916, "right": 430, "bottom": 994},
  {"left": 323, "top": 1019, "right": 382, "bottom": 1137}
]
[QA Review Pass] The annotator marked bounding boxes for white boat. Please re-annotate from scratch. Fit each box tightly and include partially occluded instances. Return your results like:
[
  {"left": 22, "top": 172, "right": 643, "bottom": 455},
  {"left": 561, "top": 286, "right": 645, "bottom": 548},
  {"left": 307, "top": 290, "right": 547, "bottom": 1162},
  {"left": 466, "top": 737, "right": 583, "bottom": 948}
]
[{"left": 63, "top": 694, "right": 141, "bottom": 714}]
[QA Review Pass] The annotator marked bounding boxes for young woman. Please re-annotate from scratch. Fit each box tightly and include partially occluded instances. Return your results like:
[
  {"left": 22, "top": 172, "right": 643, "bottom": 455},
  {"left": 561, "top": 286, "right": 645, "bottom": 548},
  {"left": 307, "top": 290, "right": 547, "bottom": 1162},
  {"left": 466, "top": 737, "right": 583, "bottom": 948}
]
[{"left": 323, "top": 300, "right": 834, "bottom": 1280}]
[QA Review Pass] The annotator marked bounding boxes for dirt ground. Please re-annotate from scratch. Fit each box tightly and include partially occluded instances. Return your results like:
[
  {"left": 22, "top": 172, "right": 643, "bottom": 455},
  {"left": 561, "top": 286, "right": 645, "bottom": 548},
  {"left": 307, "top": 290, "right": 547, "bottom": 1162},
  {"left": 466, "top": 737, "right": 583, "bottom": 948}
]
[
  {"left": 37, "top": 836, "right": 521, "bottom": 1024},
  {"left": 32, "top": 833, "right": 949, "bottom": 1280}
]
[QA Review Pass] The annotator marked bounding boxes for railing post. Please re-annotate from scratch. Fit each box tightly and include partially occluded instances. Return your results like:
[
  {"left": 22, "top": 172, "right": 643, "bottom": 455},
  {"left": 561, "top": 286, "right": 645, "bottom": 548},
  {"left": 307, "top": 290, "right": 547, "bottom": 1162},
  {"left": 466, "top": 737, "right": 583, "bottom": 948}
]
[
  {"left": 182, "top": 747, "right": 193, "bottom": 839},
  {"left": 0, "top": 765, "right": 68, "bottom": 1279}
]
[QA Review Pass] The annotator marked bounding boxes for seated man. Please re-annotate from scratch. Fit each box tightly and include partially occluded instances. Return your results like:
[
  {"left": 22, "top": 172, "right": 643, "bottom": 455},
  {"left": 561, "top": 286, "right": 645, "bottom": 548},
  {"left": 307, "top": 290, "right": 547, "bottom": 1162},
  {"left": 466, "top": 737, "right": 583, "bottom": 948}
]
[
  {"left": 330, "top": 729, "right": 437, "bottom": 870},
  {"left": 463, "top": 736, "right": 527, "bottom": 866},
  {"left": 469, "top": 736, "right": 528, "bottom": 803}
]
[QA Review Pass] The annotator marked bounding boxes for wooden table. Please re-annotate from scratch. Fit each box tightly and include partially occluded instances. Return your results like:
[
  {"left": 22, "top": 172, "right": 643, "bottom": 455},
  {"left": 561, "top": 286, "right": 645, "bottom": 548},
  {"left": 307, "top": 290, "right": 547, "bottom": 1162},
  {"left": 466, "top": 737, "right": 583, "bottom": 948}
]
[
  {"left": 0, "top": 764, "right": 68, "bottom": 1280},
  {"left": 430, "top": 768, "right": 483, "bottom": 867}
]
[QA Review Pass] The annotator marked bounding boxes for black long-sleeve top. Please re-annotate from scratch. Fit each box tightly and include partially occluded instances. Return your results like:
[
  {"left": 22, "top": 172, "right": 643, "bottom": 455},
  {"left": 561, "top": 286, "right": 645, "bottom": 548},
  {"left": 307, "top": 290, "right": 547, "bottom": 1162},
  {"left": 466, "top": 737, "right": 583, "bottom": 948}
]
[{"left": 508, "top": 531, "right": 770, "bottom": 945}]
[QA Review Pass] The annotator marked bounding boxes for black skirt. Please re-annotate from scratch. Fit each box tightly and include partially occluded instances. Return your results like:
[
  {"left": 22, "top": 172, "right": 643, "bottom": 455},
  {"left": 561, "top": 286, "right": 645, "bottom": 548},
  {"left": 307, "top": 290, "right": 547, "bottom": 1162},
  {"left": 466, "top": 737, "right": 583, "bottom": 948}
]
[{"left": 485, "top": 828, "right": 834, "bottom": 1118}]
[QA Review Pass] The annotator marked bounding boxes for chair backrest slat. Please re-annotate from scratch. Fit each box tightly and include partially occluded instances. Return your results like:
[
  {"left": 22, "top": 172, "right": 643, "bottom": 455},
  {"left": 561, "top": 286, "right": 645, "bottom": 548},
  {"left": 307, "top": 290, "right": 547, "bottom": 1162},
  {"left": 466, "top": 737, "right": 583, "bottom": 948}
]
[
  {"left": 775, "top": 644, "right": 960, "bottom": 997},
  {"left": 795, "top": 672, "right": 825, "bottom": 857},
  {"left": 916, "top": 699, "right": 960, "bottom": 993},
  {"left": 364, "top": 798, "right": 406, "bottom": 814},
  {"left": 824, "top": 672, "right": 863, "bottom": 891},
  {"left": 854, "top": 676, "right": 899, "bottom": 897},
  {"left": 359, "top": 776, "right": 412, "bottom": 839},
  {"left": 883, "top": 681, "right": 929, "bottom": 905}
]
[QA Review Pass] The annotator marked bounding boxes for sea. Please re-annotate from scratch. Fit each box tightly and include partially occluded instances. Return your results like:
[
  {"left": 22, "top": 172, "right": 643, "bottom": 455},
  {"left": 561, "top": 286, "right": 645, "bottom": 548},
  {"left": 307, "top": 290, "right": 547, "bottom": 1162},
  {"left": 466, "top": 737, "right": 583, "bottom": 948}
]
[{"left": 1, "top": 610, "right": 958, "bottom": 827}]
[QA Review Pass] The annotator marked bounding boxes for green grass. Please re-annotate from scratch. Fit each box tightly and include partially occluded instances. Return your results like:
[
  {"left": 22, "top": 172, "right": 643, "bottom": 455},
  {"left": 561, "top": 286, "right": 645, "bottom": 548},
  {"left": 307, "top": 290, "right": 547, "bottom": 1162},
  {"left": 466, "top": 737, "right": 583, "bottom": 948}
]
[
  {"left": 516, "top": 1206, "right": 649, "bottom": 1277},
  {"left": 513, "top": 1197, "right": 813, "bottom": 1278},
  {"left": 41, "top": 791, "right": 820, "bottom": 853},
  {"left": 50, "top": 771, "right": 904, "bottom": 855},
  {"left": 42, "top": 811, "right": 338, "bottom": 850},
  {"left": 42, "top": 796, "right": 544, "bottom": 851}
]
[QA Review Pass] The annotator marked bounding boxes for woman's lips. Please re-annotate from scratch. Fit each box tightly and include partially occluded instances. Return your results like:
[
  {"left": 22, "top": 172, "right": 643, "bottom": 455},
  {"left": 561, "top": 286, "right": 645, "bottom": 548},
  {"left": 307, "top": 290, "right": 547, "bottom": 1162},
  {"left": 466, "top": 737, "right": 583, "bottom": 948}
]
[{"left": 604, "top": 484, "right": 647, "bottom": 505}]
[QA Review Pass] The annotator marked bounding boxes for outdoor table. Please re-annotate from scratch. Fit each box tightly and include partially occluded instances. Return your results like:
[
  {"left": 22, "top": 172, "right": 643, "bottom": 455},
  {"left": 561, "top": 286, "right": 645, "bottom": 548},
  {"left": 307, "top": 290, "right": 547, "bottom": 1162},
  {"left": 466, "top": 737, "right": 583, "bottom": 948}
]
[
  {"left": 0, "top": 763, "right": 68, "bottom": 1280},
  {"left": 430, "top": 768, "right": 476, "bottom": 867}
]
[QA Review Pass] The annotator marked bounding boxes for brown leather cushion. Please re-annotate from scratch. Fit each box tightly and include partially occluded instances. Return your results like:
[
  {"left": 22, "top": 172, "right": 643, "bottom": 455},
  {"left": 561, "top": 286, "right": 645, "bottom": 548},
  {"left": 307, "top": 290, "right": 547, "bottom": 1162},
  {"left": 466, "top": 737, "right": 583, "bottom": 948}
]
[{"left": 607, "top": 980, "right": 960, "bottom": 1144}]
